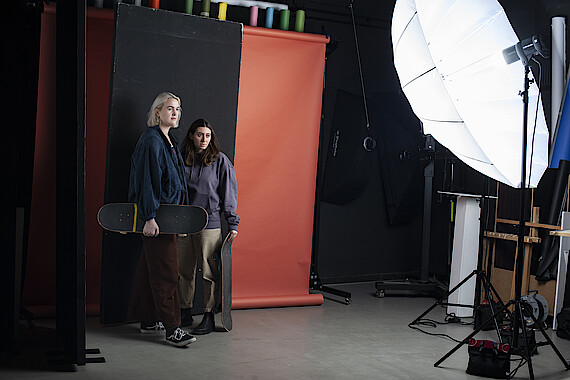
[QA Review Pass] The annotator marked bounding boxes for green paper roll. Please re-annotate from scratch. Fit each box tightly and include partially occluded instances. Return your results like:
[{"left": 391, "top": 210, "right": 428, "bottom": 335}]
[
  {"left": 201, "top": 0, "right": 210, "bottom": 16},
  {"left": 185, "top": 0, "right": 193, "bottom": 14},
  {"left": 294, "top": 10, "right": 305, "bottom": 32},
  {"left": 280, "top": 9, "right": 290, "bottom": 31}
]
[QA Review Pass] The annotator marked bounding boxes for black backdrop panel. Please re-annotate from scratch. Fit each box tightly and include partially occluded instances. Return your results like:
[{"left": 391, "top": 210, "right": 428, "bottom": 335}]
[{"left": 101, "top": 4, "right": 242, "bottom": 324}]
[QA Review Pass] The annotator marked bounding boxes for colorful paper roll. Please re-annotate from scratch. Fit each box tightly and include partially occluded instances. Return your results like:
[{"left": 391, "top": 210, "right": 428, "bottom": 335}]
[
  {"left": 279, "top": 9, "right": 290, "bottom": 31},
  {"left": 218, "top": 2, "right": 227, "bottom": 20},
  {"left": 250, "top": 6, "right": 258, "bottom": 26},
  {"left": 185, "top": 0, "right": 193, "bottom": 14},
  {"left": 149, "top": 0, "right": 160, "bottom": 9},
  {"left": 265, "top": 7, "right": 274, "bottom": 28},
  {"left": 200, "top": 0, "right": 210, "bottom": 16},
  {"left": 294, "top": 10, "right": 305, "bottom": 32}
]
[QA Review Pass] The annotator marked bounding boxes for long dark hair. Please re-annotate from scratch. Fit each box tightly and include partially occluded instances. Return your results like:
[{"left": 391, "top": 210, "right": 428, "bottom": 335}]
[{"left": 181, "top": 118, "right": 220, "bottom": 166}]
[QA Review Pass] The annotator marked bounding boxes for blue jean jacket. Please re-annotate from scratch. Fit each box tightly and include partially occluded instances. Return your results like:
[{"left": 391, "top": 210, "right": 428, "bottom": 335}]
[{"left": 128, "top": 125, "right": 186, "bottom": 220}]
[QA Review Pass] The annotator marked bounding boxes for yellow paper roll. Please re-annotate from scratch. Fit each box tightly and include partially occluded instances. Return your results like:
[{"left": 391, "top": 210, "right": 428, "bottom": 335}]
[{"left": 218, "top": 2, "right": 227, "bottom": 20}]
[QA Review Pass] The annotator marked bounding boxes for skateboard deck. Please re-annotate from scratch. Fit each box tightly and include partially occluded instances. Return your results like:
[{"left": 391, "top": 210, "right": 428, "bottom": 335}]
[
  {"left": 220, "top": 233, "right": 233, "bottom": 331},
  {"left": 97, "top": 203, "right": 208, "bottom": 235}
]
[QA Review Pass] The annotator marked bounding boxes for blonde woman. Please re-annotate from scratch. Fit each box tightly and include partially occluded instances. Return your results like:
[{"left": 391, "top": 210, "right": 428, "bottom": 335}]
[{"left": 127, "top": 92, "right": 195, "bottom": 347}]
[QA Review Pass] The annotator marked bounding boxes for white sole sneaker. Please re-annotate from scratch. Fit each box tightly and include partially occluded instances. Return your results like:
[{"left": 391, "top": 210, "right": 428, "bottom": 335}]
[
  {"left": 165, "top": 328, "right": 196, "bottom": 347},
  {"left": 140, "top": 322, "right": 165, "bottom": 334}
]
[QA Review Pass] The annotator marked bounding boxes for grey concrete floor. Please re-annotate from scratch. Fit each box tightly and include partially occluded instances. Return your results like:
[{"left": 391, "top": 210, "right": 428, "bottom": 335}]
[{"left": 2, "top": 282, "right": 570, "bottom": 379}]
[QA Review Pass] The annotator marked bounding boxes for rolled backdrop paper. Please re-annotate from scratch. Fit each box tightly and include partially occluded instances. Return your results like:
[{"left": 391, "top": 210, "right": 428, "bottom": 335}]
[
  {"left": 265, "top": 7, "right": 274, "bottom": 28},
  {"left": 294, "top": 10, "right": 305, "bottom": 32},
  {"left": 232, "top": 26, "right": 328, "bottom": 309},
  {"left": 94, "top": 0, "right": 104, "bottom": 8},
  {"left": 185, "top": 0, "right": 193, "bottom": 14},
  {"left": 218, "top": 2, "right": 227, "bottom": 20},
  {"left": 149, "top": 0, "right": 159, "bottom": 9},
  {"left": 249, "top": 6, "right": 258, "bottom": 26},
  {"left": 200, "top": 0, "right": 210, "bottom": 16},
  {"left": 279, "top": 9, "right": 290, "bottom": 30},
  {"left": 134, "top": 0, "right": 142, "bottom": 6},
  {"left": 552, "top": 16, "right": 566, "bottom": 144}
]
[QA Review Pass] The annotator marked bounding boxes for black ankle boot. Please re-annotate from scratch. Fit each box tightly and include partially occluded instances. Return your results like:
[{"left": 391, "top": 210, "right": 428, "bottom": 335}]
[
  {"left": 180, "top": 308, "right": 194, "bottom": 327},
  {"left": 192, "top": 312, "right": 214, "bottom": 335}
]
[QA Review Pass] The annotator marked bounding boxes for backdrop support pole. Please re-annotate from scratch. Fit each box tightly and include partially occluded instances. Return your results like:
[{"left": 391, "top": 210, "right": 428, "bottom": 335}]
[{"left": 310, "top": 46, "right": 351, "bottom": 306}]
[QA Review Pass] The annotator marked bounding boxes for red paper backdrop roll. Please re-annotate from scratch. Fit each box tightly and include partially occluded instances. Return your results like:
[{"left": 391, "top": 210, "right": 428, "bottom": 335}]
[
  {"left": 24, "top": 5, "right": 113, "bottom": 316},
  {"left": 231, "top": 26, "right": 328, "bottom": 309}
]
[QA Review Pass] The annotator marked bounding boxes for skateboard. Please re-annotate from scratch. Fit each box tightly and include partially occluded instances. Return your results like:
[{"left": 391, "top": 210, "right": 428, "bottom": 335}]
[
  {"left": 220, "top": 233, "right": 233, "bottom": 331},
  {"left": 97, "top": 203, "right": 208, "bottom": 235}
]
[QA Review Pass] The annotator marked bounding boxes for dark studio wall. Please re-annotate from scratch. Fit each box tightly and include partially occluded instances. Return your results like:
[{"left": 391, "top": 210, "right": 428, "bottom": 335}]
[{"left": 304, "top": 0, "right": 426, "bottom": 283}]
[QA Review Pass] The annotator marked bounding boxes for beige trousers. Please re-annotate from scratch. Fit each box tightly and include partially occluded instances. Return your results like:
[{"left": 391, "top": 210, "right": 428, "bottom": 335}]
[{"left": 177, "top": 228, "right": 222, "bottom": 312}]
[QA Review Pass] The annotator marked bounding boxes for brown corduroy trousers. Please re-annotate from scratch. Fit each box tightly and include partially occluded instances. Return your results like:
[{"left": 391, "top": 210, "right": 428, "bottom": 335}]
[{"left": 128, "top": 234, "right": 181, "bottom": 330}]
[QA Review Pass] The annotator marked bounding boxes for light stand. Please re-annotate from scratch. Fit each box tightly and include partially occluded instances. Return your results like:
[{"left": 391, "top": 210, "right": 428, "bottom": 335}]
[
  {"left": 409, "top": 191, "right": 510, "bottom": 337},
  {"left": 510, "top": 56, "right": 569, "bottom": 379},
  {"left": 434, "top": 36, "right": 570, "bottom": 379}
]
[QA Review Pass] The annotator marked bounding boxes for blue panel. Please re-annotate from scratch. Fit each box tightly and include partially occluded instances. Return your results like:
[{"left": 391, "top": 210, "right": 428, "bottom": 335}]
[{"left": 551, "top": 77, "right": 570, "bottom": 168}]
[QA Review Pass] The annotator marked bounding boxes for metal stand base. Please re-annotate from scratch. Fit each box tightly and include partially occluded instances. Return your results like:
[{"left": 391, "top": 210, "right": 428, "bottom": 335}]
[
  {"left": 434, "top": 298, "right": 570, "bottom": 379},
  {"left": 46, "top": 348, "right": 106, "bottom": 365},
  {"left": 374, "top": 277, "right": 447, "bottom": 299},
  {"left": 310, "top": 273, "right": 351, "bottom": 305}
]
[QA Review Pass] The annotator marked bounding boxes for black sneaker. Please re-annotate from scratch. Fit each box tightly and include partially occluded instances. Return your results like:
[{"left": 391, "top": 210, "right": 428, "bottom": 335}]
[
  {"left": 166, "top": 327, "right": 196, "bottom": 347},
  {"left": 140, "top": 321, "right": 165, "bottom": 334}
]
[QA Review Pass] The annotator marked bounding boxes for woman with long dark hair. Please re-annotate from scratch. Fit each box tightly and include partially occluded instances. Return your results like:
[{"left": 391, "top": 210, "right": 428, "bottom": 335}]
[{"left": 177, "top": 118, "right": 240, "bottom": 335}]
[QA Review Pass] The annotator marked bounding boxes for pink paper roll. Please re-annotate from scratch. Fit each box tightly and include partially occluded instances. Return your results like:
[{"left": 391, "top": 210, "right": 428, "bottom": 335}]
[{"left": 249, "top": 6, "right": 258, "bottom": 27}]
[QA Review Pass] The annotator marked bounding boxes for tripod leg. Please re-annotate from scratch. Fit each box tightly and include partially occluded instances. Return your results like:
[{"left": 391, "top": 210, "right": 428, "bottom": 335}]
[
  {"left": 517, "top": 303, "right": 535, "bottom": 379},
  {"left": 479, "top": 273, "right": 504, "bottom": 339},
  {"left": 521, "top": 302, "right": 570, "bottom": 369},
  {"left": 411, "top": 270, "right": 478, "bottom": 325},
  {"left": 434, "top": 301, "right": 513, "bottom": 367}
]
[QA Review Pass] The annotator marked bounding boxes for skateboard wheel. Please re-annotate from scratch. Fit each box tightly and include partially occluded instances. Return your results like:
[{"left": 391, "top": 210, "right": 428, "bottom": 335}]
[{"left": 375, "top": 290, "right": 385, "bottom": 298}]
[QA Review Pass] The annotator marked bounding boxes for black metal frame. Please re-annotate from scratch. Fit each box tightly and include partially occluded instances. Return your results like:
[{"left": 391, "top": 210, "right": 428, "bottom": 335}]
[
  {"left": 374, "top": 137, "right": 447, "bottom": 299},
  {"left": 54, "top": 0, "right": 103, "bottom": 365}
]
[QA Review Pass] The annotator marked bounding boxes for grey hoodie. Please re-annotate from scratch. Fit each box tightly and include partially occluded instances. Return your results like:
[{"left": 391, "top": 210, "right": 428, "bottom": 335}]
[{"left": 185, "top": 152, "right": 240, "bottom": 231}]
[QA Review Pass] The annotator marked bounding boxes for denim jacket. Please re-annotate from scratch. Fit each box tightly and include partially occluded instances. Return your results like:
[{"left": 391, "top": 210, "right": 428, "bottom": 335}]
[{"left": 128, "top": 126, "right": 186, "bottom": 220}]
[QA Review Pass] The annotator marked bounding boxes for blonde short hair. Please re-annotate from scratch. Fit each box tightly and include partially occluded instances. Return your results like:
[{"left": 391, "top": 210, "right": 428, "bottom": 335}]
[{"left": 146, "top": 92, "right": 182, "bottom": 127}]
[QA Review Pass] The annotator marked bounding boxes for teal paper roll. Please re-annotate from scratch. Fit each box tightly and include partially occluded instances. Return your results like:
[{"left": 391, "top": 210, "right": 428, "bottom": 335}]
[
  {"left": 265, "top": 7, "right": 274, "bottom": 28},
  {"left": 294, "top": 10, "right": 305, "bottom": 32},
  {"left": 201, "top": 0, "right": 210, "bottom": 16},
  {"left": 280, "top": 9, "right": 290, "bottom": 31}
]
